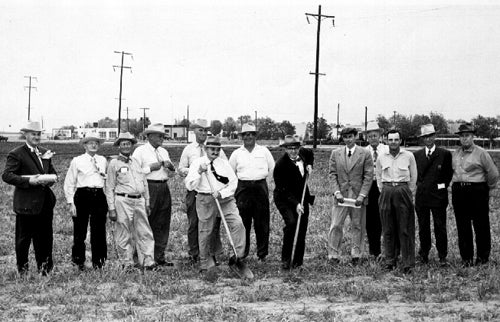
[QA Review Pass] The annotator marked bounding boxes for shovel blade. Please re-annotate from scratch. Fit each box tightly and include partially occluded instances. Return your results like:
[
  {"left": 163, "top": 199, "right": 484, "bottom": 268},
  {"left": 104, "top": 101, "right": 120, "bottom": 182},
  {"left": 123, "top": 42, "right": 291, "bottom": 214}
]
[{"left": 229, "top": 259, "right": 254, "bottom": 280}]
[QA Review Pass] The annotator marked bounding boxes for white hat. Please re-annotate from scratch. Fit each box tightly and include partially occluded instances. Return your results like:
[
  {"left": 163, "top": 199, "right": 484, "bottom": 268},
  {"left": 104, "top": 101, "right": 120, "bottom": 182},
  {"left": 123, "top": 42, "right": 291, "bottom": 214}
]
[
  {"left": 240, "top": 122, "right": 257, "bottom": 134},
  {"left": 20, "top": 121, "right": 43, "bottom": 133},
  {"left": 364, "top": 121, "right": 383, "bottom": 133},
  {"left": 419, "top": 124, "right": 436, "bottom": 137},
  {"left": 143, "top": 123, "right": 165, "bottom": 135},
  {"left": 114, "top": 132, "right": 137, "bottom": 146},
  {"left": 190, "top": 120, "right": 210, "bottom": 130},
  {"left": 80, "top": 132, "right": 104, "bottom": 144}
]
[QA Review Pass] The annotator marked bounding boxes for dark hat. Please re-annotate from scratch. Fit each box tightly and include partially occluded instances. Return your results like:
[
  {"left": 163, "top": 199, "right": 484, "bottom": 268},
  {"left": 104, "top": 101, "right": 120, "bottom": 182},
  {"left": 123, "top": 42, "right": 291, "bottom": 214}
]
[
  {"left": 341, "top": 127, "right": 358, "bottom": 136},
  {"left": 114, "top": 132, "right": 137, "bottom": 146},
  {"left": 455, "top": 123, "right": 476, "bottom": 135},
  {"left": 280, "top": 135, "right": 301, "bottom": 148},
  {"left": 205, "top": 136, "right": 221, "bottom": 148}
]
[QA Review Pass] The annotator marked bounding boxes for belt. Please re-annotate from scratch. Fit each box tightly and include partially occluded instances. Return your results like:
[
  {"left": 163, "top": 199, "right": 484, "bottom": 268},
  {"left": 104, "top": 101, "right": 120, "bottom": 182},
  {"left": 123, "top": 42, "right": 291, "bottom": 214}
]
[
  {"left": 382, "top": 182, "right": 408, "bottom": 186},
  {"left": 78, "top": 187, "right": 103, "bottom": 192},
  {"left": 116, "top": 193, "right": 142, "bottom": 199},
  {"left": 147, "top": 179, "right": 168, "bottom": 183},
  {"left": 453, "top": 182, "right": 485, "bottom": 187},
  {"left": 196, "top": 192, "right": 212, "bottom": 195},
  {"left": 239, "top": 179, "right": 266, "bottom": 184}
]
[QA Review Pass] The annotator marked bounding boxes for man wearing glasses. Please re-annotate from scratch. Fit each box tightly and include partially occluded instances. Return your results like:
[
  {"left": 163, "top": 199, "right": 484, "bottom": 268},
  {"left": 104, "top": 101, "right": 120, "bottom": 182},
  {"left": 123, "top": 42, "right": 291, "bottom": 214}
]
[{"left": 229, "top": 122, "right": 275, "bottom": 261}]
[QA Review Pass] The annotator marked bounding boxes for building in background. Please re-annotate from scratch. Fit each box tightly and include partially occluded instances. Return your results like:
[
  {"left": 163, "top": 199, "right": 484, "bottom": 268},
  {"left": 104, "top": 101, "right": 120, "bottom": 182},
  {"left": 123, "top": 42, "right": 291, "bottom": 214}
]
[{"left": 76, "top": 128, "right": 118, "bottom": 141}]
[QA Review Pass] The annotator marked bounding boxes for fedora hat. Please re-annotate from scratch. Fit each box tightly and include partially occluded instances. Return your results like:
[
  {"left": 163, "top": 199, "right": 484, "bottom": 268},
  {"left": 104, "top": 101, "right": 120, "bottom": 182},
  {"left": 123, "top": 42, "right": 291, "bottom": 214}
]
[
  {"left": 80, "top": 132, "right": 104, "bottom": 145},
  {"left": 205, "top": 136, "right": 221, "bottom": 148},
  {"left": 240, "top": 122, "right": 257, "bottom": 134},
  {"left": 418, "top": 124, "right": 436, "bottom": 137},
  {"left": 20, "top": 121, "right": 43, "bottom": 133},
  {"left": 190, "top": 120, "right": 210, "bottom": 130},
  {"left": 114, "top": 132, "right": 137, "bottom": 146},
  {"left": 280, "top": 135, "right": 301, "bottom": 148},
  {"left": 340, "top": 127, "right": 358, "bottom": 136},
  {"left": 143, "top": 123, "right": 165, "bottom": 135},
  {"left": 292, "top": 134, "right": 304, "bottom": 146},
  {"left": 364, "top": 121, "right": 383, "bottom": 133},
  {"left": 455, "top": 123, "right": 476, "bottom": 135}
]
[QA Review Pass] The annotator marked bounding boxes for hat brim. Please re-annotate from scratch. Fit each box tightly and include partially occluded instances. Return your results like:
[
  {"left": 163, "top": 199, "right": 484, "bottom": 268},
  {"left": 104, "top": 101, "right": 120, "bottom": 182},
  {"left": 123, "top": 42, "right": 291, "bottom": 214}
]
[
  {"left": 280, "top": 142, "right": 301, "bottom": 148},
  {"left": 21, "top": 128, "right": 44, "bottom": 133},
  {"left": 418, "top": 131, "right": 436, "bottom": 138},
  {"left": 205, "top": 144, "right": 221, "bottom": 148},
  {"left": 455, "top": 130, "right": 476, "bottom": 135},
  {"left": 114, "top": 138, "right": 137, "bottom": 146},
  {"left": 144, "top": 130, "right": 165, "bottom": 135}
]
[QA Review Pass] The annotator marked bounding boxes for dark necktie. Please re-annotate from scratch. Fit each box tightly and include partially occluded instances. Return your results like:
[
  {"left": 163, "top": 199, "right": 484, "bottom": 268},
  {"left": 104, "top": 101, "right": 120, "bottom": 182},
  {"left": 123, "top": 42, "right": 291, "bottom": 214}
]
[
  {"left": 373, "top": 148, "right": 378, "bottom": 163},
  {"left": 348, "top": 150, "right": 352, "bottom": 158},
  {"left": 210, "top": 161, "right": 229, "bottom": 184},
  {"left": 427, "top": 150, "right": 432, "bottom": 159},
  {"left": 118, "top": 155, "right": 130, "bottom": 163}
]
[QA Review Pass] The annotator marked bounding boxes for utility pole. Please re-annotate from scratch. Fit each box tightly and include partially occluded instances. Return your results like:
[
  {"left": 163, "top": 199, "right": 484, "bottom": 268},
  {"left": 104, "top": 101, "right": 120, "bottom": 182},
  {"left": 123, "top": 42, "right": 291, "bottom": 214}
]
[
  {"left": 24, "top": 76, "right": 37, "bottom": 121},
  {"left": 186, "top": 105, "right": 190, "bottom": 143},
  {"left": 255, "top": 110, "right": 258, "bottom": 128},
  {"left": 393, "top": 110, "right": 397, "bottom": 125},
  {"left": 306, "top": 5, "right": 335, "bottom": 148},
  {"left": 140, "top": 107, "right": 150, "bottom": 134},
  {"left": 113, "top": 51, "right": 133, "bottom": 134},
  {"left": 336, "top": 103, "right": 340, "bottom": 140},
  {"left": 364, "top": 106, "right": 368, "bottom": 133},
  {"left": 126, "top": 107, "right": 130, "bottom": 131}
]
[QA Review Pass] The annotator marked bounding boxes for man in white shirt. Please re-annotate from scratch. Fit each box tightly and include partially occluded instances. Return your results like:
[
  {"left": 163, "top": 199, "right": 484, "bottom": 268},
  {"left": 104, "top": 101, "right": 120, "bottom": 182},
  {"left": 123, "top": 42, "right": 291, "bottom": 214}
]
[
  {"left": 364, "top": 122, "right": 389, "bottom": 259},
  {"left": 132, "top": 123, "right": 176, "bottom": 266},
  {"left": 229, "top": 122, "right": 275, "bottom": 261},
  {"left": 185, "top": 136, "right": 247, "bottom": 274},
  {"left": 178, "top": 121, "right": 224, "bottom": 265},
  {"left": 328, "top": 127, "right": 373, "bottom": 264},
  {"left": 64, "top": 133, "right": 108, "bottom": 270}
]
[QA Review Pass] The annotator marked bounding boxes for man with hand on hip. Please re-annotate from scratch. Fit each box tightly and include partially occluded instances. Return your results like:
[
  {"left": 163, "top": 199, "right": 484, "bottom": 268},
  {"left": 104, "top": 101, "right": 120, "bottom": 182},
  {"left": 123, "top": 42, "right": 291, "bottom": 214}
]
[{"left": 64, "top": 133, "right": 108, "bottom": 270}]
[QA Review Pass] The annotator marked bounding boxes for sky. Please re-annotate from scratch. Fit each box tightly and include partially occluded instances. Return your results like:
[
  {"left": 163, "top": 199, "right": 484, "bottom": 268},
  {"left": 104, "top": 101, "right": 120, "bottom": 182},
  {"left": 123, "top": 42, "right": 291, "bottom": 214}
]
[{"left": 1, "top": 0, "right": 500, "bottom": 132}]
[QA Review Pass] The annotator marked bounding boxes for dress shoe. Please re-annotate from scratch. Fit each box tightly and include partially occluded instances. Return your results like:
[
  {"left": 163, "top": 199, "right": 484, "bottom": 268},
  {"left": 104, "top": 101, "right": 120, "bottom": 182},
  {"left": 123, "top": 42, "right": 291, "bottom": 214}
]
[
  {"left": 439, "top": 258, "right": 448, "bottom": 267},
  {"left": 156, "top": 259, "right": 174, "bottom": 267},
  {"left": 281, "top": 261, "right": 291, "bottom": 270},
  {"left": 144, "top": 263, "right": 159, "bottom": 271}
]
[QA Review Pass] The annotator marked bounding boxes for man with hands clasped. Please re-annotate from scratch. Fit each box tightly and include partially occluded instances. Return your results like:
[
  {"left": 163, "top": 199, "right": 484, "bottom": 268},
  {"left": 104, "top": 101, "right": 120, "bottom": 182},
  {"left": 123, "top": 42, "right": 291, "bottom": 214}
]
[
  {"left": 328, "top": 127, "right": 373, "bottom": 264},
  {"left": 105, "top": 132, "right": 156, "bottom": 269},
  {"left": 63, "top": 133, "right": 108, "bottom": 270}
]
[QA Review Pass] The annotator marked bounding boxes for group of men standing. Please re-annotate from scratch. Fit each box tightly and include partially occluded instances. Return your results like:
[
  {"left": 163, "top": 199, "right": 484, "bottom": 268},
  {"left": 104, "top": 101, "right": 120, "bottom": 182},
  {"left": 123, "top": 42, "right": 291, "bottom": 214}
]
[
  {"left": 2, "top": 119, "right": 498, "bottom": 276},
  {"left": 328, "top": 122, "right": 498, "bottom": 273}
]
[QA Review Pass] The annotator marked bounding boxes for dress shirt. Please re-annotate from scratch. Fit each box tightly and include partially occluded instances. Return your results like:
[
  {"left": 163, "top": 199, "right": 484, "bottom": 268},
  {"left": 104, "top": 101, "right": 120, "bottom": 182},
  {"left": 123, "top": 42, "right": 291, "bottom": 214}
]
[
  {"left": 346, "top": 146, "right": 356, "bottom": 158},
  {"left": 229, "top": 144, "right": 275, "bottom": 180},
  {"left": 178, "top": 141, "right": 227, "bottom": 176},
  {"left": 26, "top": 143, "right": 44, "bottom": 168},
  {"left": 366, "top": 144, "right": 389, "bottom": 174},
  {"left": 376, "top": 149, "right": 417, "bottom": 193},
  {"left": 293, "top": 158, "right": 305, "bottom": 177},
  {"left": 185, "top": 156, "right": 237, "bottom": 199},
  {"left": 132, "top": 142, "right": 172, "bottom": 180},
  {"left": 105, "top": 155, "right": 150, "bottom": 210},
  {"left": 452, "top": 144, "right": 499, "bottom": 189},
  {"left": 64, "top": 153, "right": 107, "bottom": 204},
  {"left": 425, "top": 145, "right": 436, "bottom": 158}
]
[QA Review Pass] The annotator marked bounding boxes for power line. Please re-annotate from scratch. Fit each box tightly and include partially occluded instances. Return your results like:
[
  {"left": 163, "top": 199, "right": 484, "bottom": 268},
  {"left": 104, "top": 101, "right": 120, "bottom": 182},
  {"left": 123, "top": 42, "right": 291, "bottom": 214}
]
[
  {"left": 306, "top": 5, "right": 335, "bottom": 148},
  {"left": 24, "top": 76, "right": 37, "bottom": 121},
  {"left": 113, "top": 51, "right": 133, "bottom": 134}
]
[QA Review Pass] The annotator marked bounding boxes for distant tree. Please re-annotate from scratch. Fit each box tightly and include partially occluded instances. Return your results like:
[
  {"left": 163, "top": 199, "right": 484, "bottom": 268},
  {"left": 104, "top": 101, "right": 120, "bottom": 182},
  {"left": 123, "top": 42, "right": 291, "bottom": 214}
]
[
  {"left": 256, "top": 117, "right": 279, "bottom": 140},
  {"left": 277, "top": 120, "right": 295, "bottom": 136},
  {"left": 98, "top": 117, "right": 117, "bottom": 128},
  {"left": 307, "top": 117, "right": 331, "bottom": 140},
  {"left": 210, "top": 120, "right": 223, "bottom": 135},
  {"left": 236, "top": 115, "right": 253, "bottom": 130},
  {"left": 128, "top": 119, "right": 147, "bottom": 137},
  {"left": 473, "top": 115, "right": 499, "bottom": 147},
  {"left": 429, "top": 111, "right": 449, "bottom": 134},
  {"left": 376, "top": 115, "right": 391, "bottom": 133},
  {"left": 222, "top": 117, "right": 238, "bottom": 138},
  {"left": 60, "top": 125, "right": 76, "bottom": 131},
  {"left": 177, "top": 118, "right": 189, "bottom": 127},
  {"left": 411, "top": 114, "right": 431, "bottom": 135}
]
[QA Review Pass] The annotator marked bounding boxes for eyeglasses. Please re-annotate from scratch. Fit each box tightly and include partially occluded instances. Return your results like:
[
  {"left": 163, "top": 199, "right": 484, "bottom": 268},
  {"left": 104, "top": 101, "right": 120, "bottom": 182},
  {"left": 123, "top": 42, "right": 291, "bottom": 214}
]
[{"left": 242, "top": 132, "right": 255, "bottom": 137}]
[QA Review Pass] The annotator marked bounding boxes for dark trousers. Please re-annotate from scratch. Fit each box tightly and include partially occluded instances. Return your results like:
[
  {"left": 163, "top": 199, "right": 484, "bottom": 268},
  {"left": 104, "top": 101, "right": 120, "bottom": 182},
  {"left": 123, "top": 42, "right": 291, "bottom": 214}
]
[
  {"left": 73, "top": 188, "right": 108, "bottom": 268},
  {"left": 148, "top": 181, "right": 172, "bottom": 262},
  {"left": 235, "top": 179, "right": 270, "bottom": 259},
  {"left": 379, "top": 184, "right": 415, "bottom": 269},
  {"left": 186, "top": 190, "right": 199, "bottom": 258},
  {"left": 15, "top": 200, "right": 54, "bottom": 274},
  {"left": 366, "top": 181, "right": 382, "bottom": 257},
  {"left": 452, "top": 182, "right": 490, "bottom": 263},
  {"left": 415, "top": 204, "right": 447, "bottom": 260},
  {"left": 278, "top": 203, "right": 309, "bottom": 266}
]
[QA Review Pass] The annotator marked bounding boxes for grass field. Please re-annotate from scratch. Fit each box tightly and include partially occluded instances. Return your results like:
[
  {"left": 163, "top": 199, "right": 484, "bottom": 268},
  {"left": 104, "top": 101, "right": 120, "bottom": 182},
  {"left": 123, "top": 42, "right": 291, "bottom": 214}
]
[{"left": 0, "top": 141, "right": 499, "bottom": 321}]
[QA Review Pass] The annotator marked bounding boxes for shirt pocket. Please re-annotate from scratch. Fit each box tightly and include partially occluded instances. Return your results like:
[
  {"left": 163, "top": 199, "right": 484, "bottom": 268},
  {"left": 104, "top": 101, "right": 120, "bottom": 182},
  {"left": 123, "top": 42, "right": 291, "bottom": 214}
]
[
  {"left": 397, "top": 159, "right": 410, "bottom": 177},
  {"left": 254, "top": 155, "right": 268, "bottom": 170}
]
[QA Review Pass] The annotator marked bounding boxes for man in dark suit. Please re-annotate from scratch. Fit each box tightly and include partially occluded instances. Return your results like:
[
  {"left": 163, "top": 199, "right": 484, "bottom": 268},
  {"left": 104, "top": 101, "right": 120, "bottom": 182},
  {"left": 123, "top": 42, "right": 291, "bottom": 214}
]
[
  {"left": 413, "top": 124, "right": 453, "bottom": 266},
  {"left": 274, "top": 135, "right": 314, "bottom": 269},
  {"left": 2, "top": 121, "right": 57, "bottom": 275}
]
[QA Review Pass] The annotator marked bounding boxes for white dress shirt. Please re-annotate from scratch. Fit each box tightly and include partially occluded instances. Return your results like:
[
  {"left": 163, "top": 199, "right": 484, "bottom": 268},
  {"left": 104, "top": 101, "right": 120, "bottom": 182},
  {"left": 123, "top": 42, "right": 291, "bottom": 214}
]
[
  {"left": 132, "top": 142, "right": 172, "bottom": 181},
  {"left": 229, "top": 144, "right": 275, "bottom": 180},
  {"left": 185, "top": 156, "right": 237, "bottom": 199},
  {"left": 425, "top": 145, "right": 436, "bottom": 157},
  {"left": 178, "top": 141, "right": 227, "bottom": 176},
  {"left": 64, "top": 153, "right": 107, "bottom": 204},
  {"left": 366, "top": 144, "right": 389, "bottom": 174}
]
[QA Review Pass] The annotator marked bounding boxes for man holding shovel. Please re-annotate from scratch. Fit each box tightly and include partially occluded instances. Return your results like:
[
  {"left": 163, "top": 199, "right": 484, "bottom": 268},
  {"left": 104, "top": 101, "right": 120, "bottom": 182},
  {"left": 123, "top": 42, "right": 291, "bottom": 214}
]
[{"left": 185, "top": 136, "right": 251, "bottom": 278}]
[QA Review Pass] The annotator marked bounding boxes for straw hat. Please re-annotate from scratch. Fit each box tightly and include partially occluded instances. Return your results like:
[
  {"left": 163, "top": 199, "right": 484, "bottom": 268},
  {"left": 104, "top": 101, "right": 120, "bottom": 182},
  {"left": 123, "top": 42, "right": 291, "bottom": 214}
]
[
  {"left": 240, "top": 122, "right": 257, "bottom": 134},
  {"left": 20, "top": 121, "right": 43, "bottom": 133},
  {"left": 80, "top": 132, "right": 104, "bottom": 144},
  {"left": 143, "top": 123, "right": 165, "bottom": 135},
  {"left": 418, "top": 124, "right": 436, "bottom": 137},
  {"left": 190, "top": 120, "right": 210, "bottom": 130},
  {"left": 205, "top": 136, "right": 221, "bottom": 148},
  {"left": 114, "top": 132, "right": 137, "bottom": 146},
  {"left": 364, "top": 121, "right": 383, "bottom": 133}
]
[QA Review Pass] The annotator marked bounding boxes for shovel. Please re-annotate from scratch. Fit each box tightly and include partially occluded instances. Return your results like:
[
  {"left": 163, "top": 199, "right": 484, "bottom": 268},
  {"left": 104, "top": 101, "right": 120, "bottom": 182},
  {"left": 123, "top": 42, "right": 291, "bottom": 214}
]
[{"left": 290, "top": 172, "right": 309, "bottom": 270}]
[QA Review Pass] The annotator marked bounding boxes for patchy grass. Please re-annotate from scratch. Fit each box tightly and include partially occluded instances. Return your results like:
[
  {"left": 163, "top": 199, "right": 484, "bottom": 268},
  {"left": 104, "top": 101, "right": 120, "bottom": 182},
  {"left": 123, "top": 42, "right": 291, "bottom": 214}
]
[{"left": 0, "top": 142, "right": 499, "bottom": 320}]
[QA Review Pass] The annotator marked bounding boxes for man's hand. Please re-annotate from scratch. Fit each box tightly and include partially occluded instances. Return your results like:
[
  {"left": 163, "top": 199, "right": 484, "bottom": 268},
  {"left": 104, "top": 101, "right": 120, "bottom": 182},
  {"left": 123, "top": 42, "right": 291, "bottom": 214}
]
[
  {"left": 146, "top": 205, "right": 151, "bottom": 216},
  {"left": 355, "top": 196, "right": 364, "bottom": 207},
  {"left": 108, "top": 209, "right": 117, "bottom": 222},
  {"left": 69, "top": 203, "right": 77, "bottom": 217},
  {"left": 212, "top": 191, "right": 221, "bottom": 199},
  {"left": 296, "top": 203, "right": 304, "bottom": 215},
  {"left": 198, "top": 163, "right": 208, "bottom": 174},
  {"left": 306, "top": 164, "right": 313, "bottom": 175},
  {"left": 335, "top": 192, "right": 344, "bottom": 203},
  {"left": 178, "top": 169, "right": 188, "bottom": 178},
  {"left": 29, "top": 175, "right": 41, "bottom": 186},
  {"left": 163, "top": 160, "right": 175, "bottom": 171},
  {"left": 149, "top": 162, "right": 162, "bottom": 172}
]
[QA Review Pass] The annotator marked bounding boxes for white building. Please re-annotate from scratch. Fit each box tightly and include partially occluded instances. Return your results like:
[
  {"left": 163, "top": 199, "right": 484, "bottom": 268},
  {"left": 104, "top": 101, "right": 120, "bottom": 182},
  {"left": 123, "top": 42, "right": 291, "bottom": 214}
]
[{"left": 77, "top": 128, "right": 118, "bottom": 141}]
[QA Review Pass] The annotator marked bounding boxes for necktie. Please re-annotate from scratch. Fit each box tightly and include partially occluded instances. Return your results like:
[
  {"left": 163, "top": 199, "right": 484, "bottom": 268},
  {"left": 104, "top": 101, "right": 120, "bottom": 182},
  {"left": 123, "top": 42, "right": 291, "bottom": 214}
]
[
  {"left": 373, "top": 148, "right": 378, "bottom": 163},
  {"left": 118, "top": 155, "right": 130, "bottom": 163},
  {"left": 427, "top": 150, "right": 432, "bottom": 159},
  {"left": 155, "top": 148, "right": 163, "bottom": 163},
  {"left": 348, "top": 149, "right": 352, "bottom": 158},
  {"left": 210, "top": 161, "right": 229, "bottom": 184},
  {"left": 33, "top": 148, "right": 44, "bottom": 169},
  {"left": 199, "top": 144, "right": 204, "bottom": 157}
]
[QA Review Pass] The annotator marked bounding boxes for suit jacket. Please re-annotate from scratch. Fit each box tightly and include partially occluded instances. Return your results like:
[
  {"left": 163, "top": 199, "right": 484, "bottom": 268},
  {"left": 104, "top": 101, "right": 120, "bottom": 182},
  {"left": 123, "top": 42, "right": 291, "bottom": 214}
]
[
  {"left": 2, "top": 144, "right": 57, "bottom": 215},
  {"left": 273, "top": 153, "right": 313, "bottom": 210},
  {"left": 329, "top": 145, "right": 373, "bottom": 205},
  {"left": 298, "top": 147, "right": 314, "bottom": 168},
  {"left": 413, "top": 146, "right": 453, "bottom": 208}
]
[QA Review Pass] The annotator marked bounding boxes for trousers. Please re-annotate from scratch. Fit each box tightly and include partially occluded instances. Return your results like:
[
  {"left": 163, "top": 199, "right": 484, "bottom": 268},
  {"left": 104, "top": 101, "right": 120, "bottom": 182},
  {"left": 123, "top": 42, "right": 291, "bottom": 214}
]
[{"left": 147, "top": 181, "right": 172, "bottom": 262}]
